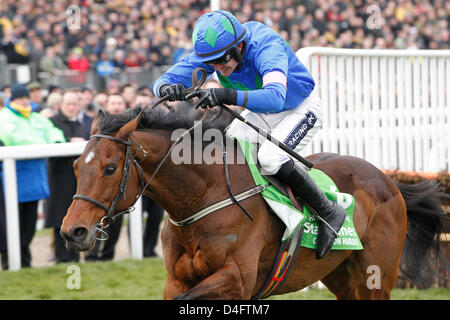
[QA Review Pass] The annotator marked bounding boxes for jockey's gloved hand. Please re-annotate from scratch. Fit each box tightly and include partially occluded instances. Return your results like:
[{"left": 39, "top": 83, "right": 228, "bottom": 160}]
[
  {"left": 159, "top": 84, "right": 186, "bottom": 101},
  {"left": 185, "top": 88, "right": 237, "bottom": 109}
]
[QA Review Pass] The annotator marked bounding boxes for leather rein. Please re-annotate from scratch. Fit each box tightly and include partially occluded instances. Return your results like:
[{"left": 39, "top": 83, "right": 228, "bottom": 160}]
[
  {"left": 73, "top": 127, "right": 265, "bottom": 240},
  {"left": 72, "top": 68, "right": 265, "bottom": 240},
  {"left": 72, "top": 134, "right": 148, "bottom": 240}
]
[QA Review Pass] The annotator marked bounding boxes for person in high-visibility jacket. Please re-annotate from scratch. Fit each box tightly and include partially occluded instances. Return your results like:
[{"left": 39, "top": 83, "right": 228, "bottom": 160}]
[{"left": 0, "top": 83, "right": 65, "bottom": 269}]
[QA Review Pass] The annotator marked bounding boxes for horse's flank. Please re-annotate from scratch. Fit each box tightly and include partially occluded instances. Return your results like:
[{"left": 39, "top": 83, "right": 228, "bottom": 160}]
[{"left": 60, "top": 107, "right": 447, "bottom": 300}]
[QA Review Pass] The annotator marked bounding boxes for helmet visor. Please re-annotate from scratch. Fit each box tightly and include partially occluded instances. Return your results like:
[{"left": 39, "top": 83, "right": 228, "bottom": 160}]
[{"left": 204, "top": 47, "right": 234, "bottom": 65}]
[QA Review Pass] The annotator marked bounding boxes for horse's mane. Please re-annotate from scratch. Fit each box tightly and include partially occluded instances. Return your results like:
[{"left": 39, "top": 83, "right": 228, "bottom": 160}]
[{"left": 98, "top": 102, "right": 234, "bottom": 135}]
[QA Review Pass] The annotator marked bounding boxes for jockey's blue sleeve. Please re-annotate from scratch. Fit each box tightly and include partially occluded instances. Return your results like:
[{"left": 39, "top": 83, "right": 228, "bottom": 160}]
[
  {"left": 153, "top": 21, "right": 315, "bottom": 111},
  {"left": 153, "top": 56, "right": 215, "bottom": 98},
  {"left": 235, "top": 82, "right": 287, "bottom": 113},
  {"left": 153, "top": 69, "right": 191, "bottom": 98}
]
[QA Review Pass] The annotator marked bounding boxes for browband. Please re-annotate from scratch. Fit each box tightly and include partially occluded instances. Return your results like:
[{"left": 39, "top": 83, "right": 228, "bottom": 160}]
[{"left": 91, "top": 134, "right": 132, "bottom": 146}]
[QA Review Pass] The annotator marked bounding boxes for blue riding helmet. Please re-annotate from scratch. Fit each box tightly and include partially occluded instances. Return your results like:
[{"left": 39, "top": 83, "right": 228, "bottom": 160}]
[{"left": 192, "top": 10, "right": 246, "bottom": 63}]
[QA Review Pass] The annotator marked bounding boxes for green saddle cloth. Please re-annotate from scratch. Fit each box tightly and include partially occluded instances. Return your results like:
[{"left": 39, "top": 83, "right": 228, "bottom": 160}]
[{"left": 237, "top": 138, "right": 363, "bottom": 250}]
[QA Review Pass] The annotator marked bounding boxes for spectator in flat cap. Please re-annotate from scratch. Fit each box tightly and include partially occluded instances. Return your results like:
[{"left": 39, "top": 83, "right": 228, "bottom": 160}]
[{"left": 27, "top": 81, "right": 44, "bottom": 112}]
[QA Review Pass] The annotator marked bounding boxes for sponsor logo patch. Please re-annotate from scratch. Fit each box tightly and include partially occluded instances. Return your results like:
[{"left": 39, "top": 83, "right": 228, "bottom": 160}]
[{"left": 283, "top": 111, "right": 317, "bottom": 149}]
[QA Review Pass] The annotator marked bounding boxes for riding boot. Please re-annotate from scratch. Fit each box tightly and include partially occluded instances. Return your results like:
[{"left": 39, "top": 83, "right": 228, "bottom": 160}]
[{"left": 276, "top": 160, "right": 346, "bottom": 259}]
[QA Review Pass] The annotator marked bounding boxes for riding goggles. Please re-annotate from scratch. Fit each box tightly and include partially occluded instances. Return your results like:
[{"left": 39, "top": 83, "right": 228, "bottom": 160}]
[{"left": 204, "top": 48, "right": 234, "bottom": 65}]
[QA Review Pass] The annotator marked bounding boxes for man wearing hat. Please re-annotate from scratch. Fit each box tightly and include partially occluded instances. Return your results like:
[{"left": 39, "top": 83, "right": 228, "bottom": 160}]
[
  {"left": 27, "top": 81, "right": 44, "bottom": 112},
  {"left": 0, "top": 83, "right": 65, "bottom": 269}
]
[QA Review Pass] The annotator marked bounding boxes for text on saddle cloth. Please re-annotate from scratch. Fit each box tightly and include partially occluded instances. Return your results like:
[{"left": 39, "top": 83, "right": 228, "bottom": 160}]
[{"left": 237, "top": 138, "right": 363, "bottom": 250}]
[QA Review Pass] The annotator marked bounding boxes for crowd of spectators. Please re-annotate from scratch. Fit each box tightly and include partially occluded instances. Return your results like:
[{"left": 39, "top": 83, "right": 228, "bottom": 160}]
[
  {"left": 0, "top": 0, "right": 448, "bottom": 270},
  {"left": 0, "top": 0, "right": 448, "bottom": 78},
  {"left": 0, "top": 80, "right": 163, "bottom": 269}
]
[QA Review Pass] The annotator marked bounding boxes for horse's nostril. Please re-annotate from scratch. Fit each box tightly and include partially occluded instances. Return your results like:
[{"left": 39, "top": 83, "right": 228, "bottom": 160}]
[
  {"left": 69, "top": 226, "right": 89, "bottom": 242},
  {"left": 60, "top": 229, "right": 69, "bottom": 242}
]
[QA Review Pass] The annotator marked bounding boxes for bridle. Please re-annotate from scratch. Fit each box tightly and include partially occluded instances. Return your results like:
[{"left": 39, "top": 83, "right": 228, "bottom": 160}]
[
  {"left": 70, "top": 67, "right": 207, "bottom": 240},
  {"left": 71, "top": 67, "right": 268, "bottom": 240},
  {"left": 72, "top": 68, "right": 207, "bottom": 240},
  {"left": 72, "top": 123, "right": 267, "bottom": 240},
  {"left": 71, "top": 121, "right": 207, "bottom": 240},
  {"left": 72, "top": 133, "right": 148, "bottom": 240}
]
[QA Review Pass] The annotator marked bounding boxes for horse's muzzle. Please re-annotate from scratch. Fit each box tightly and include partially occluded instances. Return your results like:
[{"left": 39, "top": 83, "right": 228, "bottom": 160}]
[{"left": 60, "top": 226, "right": 95, "bottom": 252}]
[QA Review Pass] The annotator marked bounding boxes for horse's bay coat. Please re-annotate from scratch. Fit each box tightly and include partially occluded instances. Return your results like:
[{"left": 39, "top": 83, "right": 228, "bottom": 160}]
[{"left": 60, "top": 107, "right": 446, "bottom": 300}]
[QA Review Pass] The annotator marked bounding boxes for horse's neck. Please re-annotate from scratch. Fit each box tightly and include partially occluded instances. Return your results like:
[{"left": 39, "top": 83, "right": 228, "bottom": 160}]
[
  {"left": 136, "top": 130, "right": 251, "bottom": 223},
  {"left": 148, "top": 161, "right": 212, "bottom": 220},
  {"left": 135, "top": 130, "right": 220, "bottom": 221}
]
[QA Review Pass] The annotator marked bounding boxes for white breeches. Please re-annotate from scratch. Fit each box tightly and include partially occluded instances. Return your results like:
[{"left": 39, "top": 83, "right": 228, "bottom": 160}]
[{"left": 226, "top": 90, "right": 322, "bottom": 175}]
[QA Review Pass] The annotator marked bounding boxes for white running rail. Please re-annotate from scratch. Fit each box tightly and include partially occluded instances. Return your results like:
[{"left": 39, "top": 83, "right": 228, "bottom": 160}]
[
  {"left": 296, "top": 47, "right": 450, "bottom": 173},
  {"left": 0, "top": 142, "right": 143, "bottom": 271}
]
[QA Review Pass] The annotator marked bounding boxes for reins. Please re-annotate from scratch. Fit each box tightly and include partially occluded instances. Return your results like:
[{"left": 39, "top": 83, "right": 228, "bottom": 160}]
[
  {"left": 72, "top": 134, "right": 143, "bottom": 240},
  {"left": 71, "top": 69, "right": 207, "bottom": 239},
  {"left": 148, "top": 68, "right": 261, "bottom": 226},
  {"left": 72, "top": 67, "right": 283, "bottom": 238},
  {"left": 151, "top": 67, "right": 207, "bottom": 110}
]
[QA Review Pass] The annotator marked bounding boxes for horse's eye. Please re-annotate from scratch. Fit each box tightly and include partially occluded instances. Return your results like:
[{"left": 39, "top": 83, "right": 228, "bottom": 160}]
[{"left": 103, "top": 165, "right": 117, "bottom": 176}]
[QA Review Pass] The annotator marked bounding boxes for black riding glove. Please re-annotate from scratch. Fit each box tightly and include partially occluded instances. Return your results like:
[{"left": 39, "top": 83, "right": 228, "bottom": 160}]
[
  {"left": 185, "top": 88, "right": 237, "bottom": 109},
  {"left": 159, "top": 83, "right": 186, "bottom": 101}
]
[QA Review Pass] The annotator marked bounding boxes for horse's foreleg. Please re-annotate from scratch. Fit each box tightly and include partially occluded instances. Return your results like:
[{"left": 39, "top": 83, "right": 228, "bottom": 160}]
[
  {"left": 173, "top": 256, "right": 246, "bottom": 300},
  {"left": 164, "top": 274, "right": 190, "bottom": 300}
]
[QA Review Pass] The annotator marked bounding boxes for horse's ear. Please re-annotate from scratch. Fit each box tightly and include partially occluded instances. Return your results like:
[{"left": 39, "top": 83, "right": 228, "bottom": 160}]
[
  {"left": 90, "top": 107, "right": 107, "bottom": 135},
  {"left": 116, "top": 111, "right": 142, "bottom": 140}
]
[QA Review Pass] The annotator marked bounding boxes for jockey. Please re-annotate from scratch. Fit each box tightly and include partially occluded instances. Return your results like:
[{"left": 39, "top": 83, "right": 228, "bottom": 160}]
[{"left": 153, "top": 10, "right": 345, "bottom": 259}]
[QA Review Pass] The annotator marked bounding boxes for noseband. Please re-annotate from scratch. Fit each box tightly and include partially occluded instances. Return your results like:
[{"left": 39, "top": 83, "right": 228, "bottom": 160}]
[
  {"left": 72, "top": 125, "right": 267, "bottom": 242},
  {"left": 72, "top": 134, "right": 147, "bottom": 240},
  {"left": 71, "top": 68, "right": 266, "bottom": 242}
]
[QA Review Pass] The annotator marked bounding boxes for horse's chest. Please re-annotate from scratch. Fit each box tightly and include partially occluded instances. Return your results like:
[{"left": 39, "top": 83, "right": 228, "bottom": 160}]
[{"left": 174, "top": 250, "right": 215, "bottom": 285}]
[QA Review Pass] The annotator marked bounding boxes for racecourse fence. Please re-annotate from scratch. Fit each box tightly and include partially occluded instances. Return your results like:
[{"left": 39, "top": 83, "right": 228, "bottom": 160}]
[
  {"left": 1, "top": 49, "right": 449, "bottom": 279},
  {"left": 296, "top": 47, "right": 450, "bottom": 174},
  {"left": 296, "top": 47, "right": 449, "bottom": 289},
  {"left": 0, "top": 56, "right": 170, "bottom": 91},
  {"left": 36, "top": 65, "right": 171, "bottom": 91},
  {"left": 0, "top": 142, "right": 144, "bottom": 271}
]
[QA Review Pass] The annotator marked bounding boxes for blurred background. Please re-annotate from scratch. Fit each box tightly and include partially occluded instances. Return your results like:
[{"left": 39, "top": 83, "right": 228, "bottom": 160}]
[
  {"left": 0, "top": 0, "right": 448, "bottom": 93},
  {"left": 0, "top": 0, "right": 448, "bottom": 293}
]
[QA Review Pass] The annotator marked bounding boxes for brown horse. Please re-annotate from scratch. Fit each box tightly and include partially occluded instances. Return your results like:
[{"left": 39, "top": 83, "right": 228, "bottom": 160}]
[{"left": 60, "top": 105, "right": 447, "bottom": 299}]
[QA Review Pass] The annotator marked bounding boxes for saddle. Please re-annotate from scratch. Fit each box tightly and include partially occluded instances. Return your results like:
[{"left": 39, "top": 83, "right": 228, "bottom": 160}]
[
  {"left": 251, "top": 146, "right": 307, "bottom": 300},
  {"left": 236, "top": 139, "right": 363, "bottom": 299},
  {"left": 260, "top": 164, "right": 304, "bottom": 208}
]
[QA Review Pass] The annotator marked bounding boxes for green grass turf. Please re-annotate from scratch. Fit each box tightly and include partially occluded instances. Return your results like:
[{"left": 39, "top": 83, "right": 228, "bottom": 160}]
[{"left": 0, "top": 258, "right": 448, "bottom": 300}]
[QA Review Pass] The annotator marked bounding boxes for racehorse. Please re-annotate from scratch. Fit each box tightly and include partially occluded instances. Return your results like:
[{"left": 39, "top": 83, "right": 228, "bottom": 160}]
[{"left": 60, "top": 105, "right": 447, "bottom": 299}]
